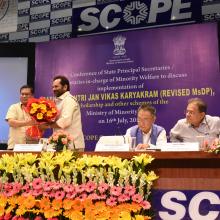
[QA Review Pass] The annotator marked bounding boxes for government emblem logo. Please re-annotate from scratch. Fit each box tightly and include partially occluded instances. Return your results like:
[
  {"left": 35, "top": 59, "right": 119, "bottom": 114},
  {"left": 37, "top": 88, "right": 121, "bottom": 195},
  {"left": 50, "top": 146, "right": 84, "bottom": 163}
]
[{"left": 113, "top": 35, "right": 126, "bottom": 56}]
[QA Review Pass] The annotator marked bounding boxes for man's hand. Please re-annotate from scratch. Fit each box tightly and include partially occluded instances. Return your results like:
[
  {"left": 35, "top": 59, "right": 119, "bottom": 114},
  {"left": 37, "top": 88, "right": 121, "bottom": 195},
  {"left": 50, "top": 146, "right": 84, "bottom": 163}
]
[
  {"left": 8, "top": 118, "right": 39, "bottom": 128},
  {"left": 26, "top": 119, "right": 38, "bottom": 126},
  {"left": 136, "top": 143, "right": 150, "bottom": 150},
  {"left": 38, "top": 123, "right": 51, "bottom": 130}
]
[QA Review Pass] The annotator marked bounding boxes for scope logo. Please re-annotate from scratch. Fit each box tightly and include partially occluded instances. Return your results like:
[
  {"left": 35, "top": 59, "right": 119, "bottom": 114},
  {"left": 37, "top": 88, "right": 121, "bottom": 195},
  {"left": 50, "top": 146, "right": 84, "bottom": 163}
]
[
  {"left": 73, "top": 0, "right": 200, "bottom": 35},
  {"left": 123, "top": 2, "right": 148, "bottom": 25},
  {"left": 154, "top": 190, "right": 220, "bottom": 220}
]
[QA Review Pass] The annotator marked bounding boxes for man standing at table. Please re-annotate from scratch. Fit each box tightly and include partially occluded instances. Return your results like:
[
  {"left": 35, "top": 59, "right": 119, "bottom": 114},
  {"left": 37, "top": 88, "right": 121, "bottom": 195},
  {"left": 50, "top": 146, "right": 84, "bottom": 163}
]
[
  {"left": 126, "top": 103, "right": 167, "bottom": 150},
  {"left": 47, "top": 75, "right": 85, "bottom": 151},
  {"left": 5, "top": 85, "right": 37, "bottom": 150},
  {"left": 170, "top": 98, "right": 220, "bottom": 142}
]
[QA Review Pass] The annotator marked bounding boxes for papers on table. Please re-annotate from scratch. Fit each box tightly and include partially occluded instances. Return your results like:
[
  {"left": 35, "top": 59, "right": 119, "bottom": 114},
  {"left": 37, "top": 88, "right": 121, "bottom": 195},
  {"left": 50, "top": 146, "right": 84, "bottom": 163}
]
[
  {"left": 95, "top": 135, "right": 200, "bottom": 152},
  {"left": 159, "top": 142, "right": 199, "bottom": 151},
  {"left": 95, "top": 136, "right": 130, "bottom": 151},
  {"left": 95, "top": 143, "right": 130, "bottom": 151},
  {"left": 97, "top": 136, "right": 126, "bottom": 145},
  {"left": 14, "top": 144, "right": 43, "bottom": 152}
]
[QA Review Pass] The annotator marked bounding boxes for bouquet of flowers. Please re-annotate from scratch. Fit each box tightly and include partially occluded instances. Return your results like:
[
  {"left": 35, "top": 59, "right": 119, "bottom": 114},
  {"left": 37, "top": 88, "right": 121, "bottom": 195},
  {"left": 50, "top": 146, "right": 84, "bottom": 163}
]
[
  {"left": 48, "top": 130, "right": 73, "bottom": 151},
  {"left": 25, "top": 97, "right": 58, "bottom": 140},
  {"left": 206, "top": 138, "right": 220, "bottom": 154},
  {"left": 26, "top": 97, "right": 57, "bottom": 122}
]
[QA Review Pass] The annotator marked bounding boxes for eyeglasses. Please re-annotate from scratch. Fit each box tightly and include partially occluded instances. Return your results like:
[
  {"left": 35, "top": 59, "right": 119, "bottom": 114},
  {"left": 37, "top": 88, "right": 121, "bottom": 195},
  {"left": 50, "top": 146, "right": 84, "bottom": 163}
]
[{"left": 184, "top": 110, "right": 199, "bottom": 116}]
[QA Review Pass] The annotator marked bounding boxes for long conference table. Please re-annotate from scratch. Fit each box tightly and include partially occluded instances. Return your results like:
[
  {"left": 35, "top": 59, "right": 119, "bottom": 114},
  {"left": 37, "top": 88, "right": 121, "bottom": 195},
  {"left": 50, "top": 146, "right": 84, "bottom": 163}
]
[{"left": 1, "top": 150, "right": 219, "bottom": 190}]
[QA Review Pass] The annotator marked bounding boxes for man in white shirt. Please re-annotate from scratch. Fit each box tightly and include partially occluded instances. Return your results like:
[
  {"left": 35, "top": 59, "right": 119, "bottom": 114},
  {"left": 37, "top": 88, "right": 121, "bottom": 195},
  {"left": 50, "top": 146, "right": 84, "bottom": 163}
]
[
  {"left": 170, "top": 98, "right": 220, "bottom": 142},
  {"left": 126, "top": 104, "right": 167, "bottom": 150},
  {"left": 5, "top": 85, "right": 37, "bottom": 149},
  {"left": 47, "top": 75, "right": 85, "bottom": 151}
]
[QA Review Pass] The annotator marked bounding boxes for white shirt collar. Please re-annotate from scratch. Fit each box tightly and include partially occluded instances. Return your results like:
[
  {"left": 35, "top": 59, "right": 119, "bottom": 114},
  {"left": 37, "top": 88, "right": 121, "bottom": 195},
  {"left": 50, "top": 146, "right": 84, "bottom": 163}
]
[{"left": 142, "top": 128, "right": 152, "bottom": 136}]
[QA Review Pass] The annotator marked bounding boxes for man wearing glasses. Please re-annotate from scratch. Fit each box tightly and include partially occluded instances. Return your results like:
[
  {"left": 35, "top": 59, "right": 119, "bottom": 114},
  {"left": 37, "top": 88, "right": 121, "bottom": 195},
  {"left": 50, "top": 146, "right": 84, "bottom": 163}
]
[
  {"left": 170, "top": 98, "right": 220, "bottom": 142},
  {"left": 125, "top": 103, "right": 167, "bottom": 150}
]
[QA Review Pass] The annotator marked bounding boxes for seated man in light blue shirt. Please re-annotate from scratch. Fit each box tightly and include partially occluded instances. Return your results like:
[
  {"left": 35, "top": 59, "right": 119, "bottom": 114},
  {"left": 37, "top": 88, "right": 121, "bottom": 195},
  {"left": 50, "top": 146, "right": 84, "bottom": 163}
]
[
  {"left": 126, "top": 104, "right": 167, "bottom": 150},
  {"left": 170, "top": 98, "right": 220, "bottom": 142}
]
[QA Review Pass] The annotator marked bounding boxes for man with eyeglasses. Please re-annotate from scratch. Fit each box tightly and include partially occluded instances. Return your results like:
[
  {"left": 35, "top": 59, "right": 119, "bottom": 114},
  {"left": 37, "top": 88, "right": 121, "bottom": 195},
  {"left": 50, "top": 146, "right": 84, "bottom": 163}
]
[
  {"left": 170, "top": 98, "right": 220, "bottom": 142},
  {"left": 5, "top": 85, "right": 37, "bottom": 149},
  {"left": 125, "top": 103, "right": 167, "bottom": 150}
]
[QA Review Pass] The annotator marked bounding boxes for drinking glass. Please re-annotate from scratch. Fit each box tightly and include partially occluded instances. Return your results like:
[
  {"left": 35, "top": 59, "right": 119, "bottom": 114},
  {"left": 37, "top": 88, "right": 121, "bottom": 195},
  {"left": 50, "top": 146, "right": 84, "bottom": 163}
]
[{"left": 129, "top": 137, "right": 137, "bottom": 151}]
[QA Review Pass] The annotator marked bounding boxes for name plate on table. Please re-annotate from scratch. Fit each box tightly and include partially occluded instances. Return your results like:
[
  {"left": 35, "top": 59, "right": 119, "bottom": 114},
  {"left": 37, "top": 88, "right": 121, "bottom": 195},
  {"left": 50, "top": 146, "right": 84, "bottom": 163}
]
[
  {"left": 14, "top": 144, "right": 43, "bottom": 152},
  {"left": 160, "top": 142, "right": 199, "bottom": 151},
  {"left": 95, "top": 144, "right": 129, "bottom": 151}
]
